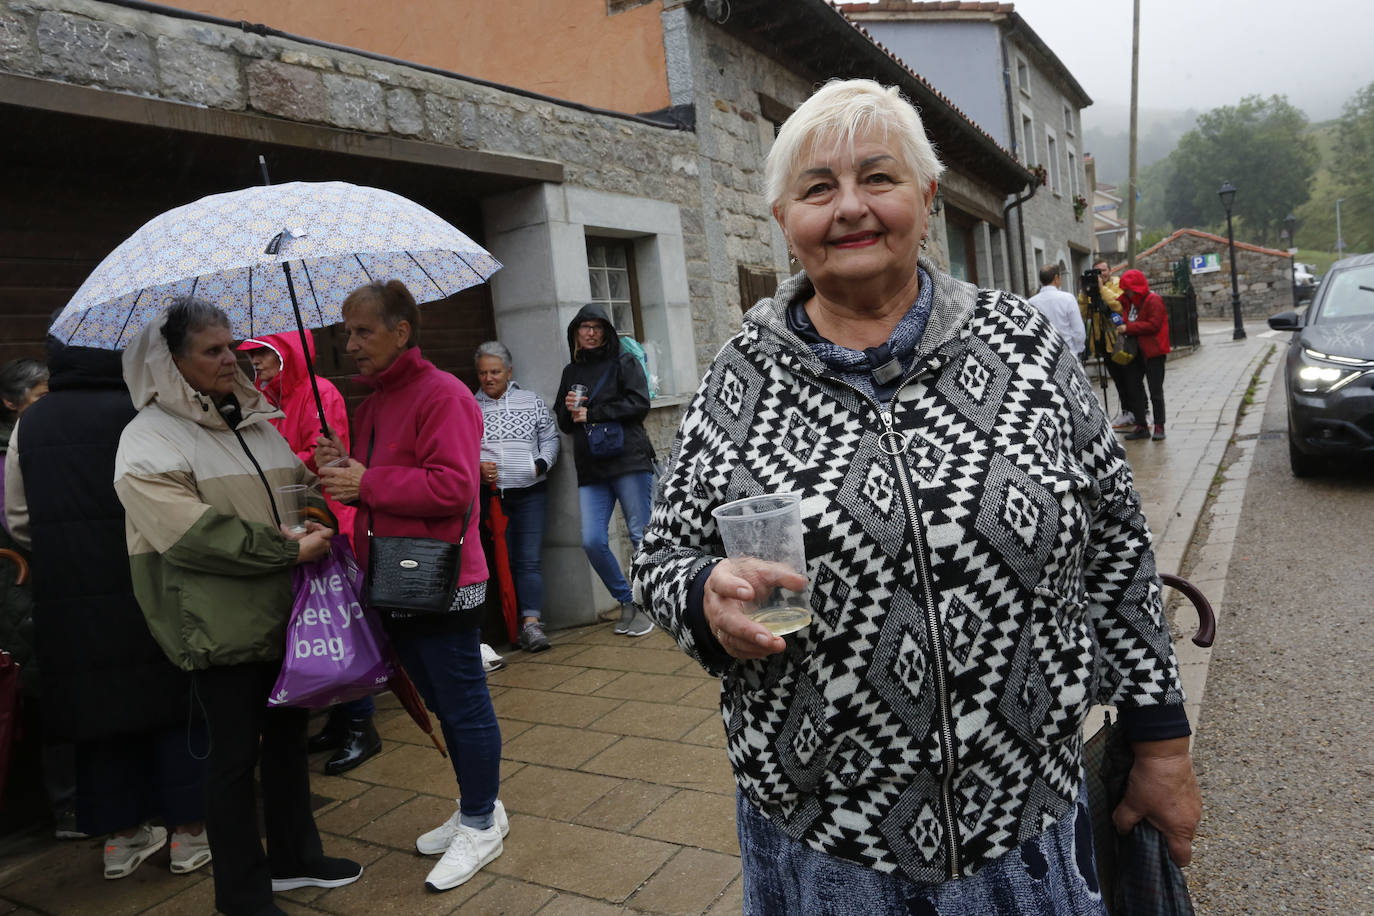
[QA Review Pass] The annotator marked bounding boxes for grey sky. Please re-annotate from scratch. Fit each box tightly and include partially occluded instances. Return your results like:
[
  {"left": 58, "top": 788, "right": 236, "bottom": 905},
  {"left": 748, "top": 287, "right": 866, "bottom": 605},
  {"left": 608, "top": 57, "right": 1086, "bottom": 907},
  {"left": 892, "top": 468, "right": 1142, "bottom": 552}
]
[{"left": 1006, "top": 0, "right": 1372, "bottom": 126}]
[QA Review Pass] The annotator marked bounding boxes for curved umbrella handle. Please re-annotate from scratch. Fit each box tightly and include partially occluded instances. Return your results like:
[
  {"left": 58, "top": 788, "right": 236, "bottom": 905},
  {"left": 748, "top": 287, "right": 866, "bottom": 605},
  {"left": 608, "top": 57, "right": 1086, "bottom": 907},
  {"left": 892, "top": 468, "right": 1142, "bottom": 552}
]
[
  {"left": 305, "top": 506, "right": 334, "bottom": 527},
  {"left": 1160, "top": 573, "right": 1215, "bottom": 648},
  {"left": 0, "top": 548, "right": 29, "bottom": 586}
]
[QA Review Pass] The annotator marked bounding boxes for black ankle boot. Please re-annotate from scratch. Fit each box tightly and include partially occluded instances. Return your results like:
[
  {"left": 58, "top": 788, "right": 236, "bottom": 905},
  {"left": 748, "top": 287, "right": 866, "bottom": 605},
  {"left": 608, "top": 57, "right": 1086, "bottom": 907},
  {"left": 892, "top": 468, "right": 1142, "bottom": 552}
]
[
  {"left": 323, "top": 717, "right": 382, "bottom": 775},
  {"left": 306, "top": 707, "right": 350, "bottom": 753}
]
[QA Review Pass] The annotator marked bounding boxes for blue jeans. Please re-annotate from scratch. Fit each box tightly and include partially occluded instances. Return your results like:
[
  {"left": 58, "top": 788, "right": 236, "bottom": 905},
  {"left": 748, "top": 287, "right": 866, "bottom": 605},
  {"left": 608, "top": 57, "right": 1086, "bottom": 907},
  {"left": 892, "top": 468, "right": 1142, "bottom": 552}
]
[
  {"left": 499, "top": 482, "right": 548, "bottom": 620},
  {"left": 736, "top": 787, "right": 1106, "bottom": 915},
  {"left": 389, "top": 626, "right": 501, "bottom": 830},
  {"left": 578, "top": 471, "right": 653, "bottom": 605}
]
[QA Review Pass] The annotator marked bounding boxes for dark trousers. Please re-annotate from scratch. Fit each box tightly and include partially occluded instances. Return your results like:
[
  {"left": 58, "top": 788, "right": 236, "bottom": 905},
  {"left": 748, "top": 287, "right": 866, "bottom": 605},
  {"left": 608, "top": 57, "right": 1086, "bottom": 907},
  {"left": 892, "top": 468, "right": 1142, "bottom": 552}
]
[
  {"left": 195, "top": 661, "right": 323, "bottom": 916},
  {"left": 1105, "top": 355, "right": 1131, "bottom": 418},
  {"left": 75, "top": 725, "right": 206, "bottom": 835},
  {"left": 1123, "top": 355, "right": 1167, "bottom": 428},
  {"left": 499, "top": 482, "right": 548, "bottom": 619},
  {"left": 390, "top": 625, "right": 501, "bottom": 825}
]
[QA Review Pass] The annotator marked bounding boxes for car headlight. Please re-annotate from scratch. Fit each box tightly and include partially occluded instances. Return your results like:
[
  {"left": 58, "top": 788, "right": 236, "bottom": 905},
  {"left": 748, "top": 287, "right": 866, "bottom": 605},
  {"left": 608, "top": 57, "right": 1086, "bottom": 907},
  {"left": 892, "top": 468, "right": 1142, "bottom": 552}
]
[{"left": 1295, "top": 348, "right": 1366, "bottom": 393}]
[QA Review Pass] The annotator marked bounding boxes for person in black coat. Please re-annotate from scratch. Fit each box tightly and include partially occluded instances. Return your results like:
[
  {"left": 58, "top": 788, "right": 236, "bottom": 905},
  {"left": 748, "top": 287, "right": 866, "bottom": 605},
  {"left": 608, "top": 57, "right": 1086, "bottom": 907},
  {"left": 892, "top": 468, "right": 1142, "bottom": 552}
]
[
  {"left": 3, "top": 340, "right": 209, "bottom": 880},
  {"left": 555, "top": 304, "right": 656, "bottom": 637}
]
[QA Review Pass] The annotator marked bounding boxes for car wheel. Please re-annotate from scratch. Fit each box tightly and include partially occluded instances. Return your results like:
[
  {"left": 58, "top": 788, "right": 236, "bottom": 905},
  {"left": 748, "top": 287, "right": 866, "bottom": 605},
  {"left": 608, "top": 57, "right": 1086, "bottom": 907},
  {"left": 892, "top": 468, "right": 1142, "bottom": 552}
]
[{"left": 1288, "top": 433, "right": 1320, "bottom": 478}]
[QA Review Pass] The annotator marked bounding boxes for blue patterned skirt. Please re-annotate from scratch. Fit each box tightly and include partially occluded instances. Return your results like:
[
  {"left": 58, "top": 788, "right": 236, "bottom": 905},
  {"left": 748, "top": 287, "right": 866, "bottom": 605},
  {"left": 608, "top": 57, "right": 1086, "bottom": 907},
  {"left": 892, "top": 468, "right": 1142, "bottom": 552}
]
[{"left": 737, "top": 782, "right": 1108, "bottom": 915}]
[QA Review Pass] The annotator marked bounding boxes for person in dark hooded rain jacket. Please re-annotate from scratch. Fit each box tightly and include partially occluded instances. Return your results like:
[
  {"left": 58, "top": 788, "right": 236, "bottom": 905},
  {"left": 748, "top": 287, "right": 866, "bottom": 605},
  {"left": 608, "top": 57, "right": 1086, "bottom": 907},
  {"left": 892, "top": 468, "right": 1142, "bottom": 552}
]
[
  {"left": 236, "top": 331, "right": 377, "bottom": 775},
  {"left": 555, "top": 305, "right": 656, "bottom": 637},
  {"left": 5, "top": 339, "right": 209, "bottom": 880}
]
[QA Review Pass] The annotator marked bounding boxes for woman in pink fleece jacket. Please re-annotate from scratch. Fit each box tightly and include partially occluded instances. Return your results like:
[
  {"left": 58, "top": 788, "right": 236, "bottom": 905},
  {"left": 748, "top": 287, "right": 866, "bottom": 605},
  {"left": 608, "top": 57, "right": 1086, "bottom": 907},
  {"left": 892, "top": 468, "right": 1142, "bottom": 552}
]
[{"left": 316, "top": 280, "right": 504, "bottom": 895}]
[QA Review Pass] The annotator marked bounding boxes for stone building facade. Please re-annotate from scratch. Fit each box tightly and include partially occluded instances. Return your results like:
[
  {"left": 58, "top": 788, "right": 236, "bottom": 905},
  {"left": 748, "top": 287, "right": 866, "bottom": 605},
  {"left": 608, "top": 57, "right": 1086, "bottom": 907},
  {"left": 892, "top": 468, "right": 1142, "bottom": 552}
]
[
  {"left": 841, "top": 1, "right": 1097, "bottom": 296},
  {"left": 0, "top": 0, "right": 1032, "bottom": 625},
  {"left": 1132, "top": 229, "right": 1299, "bottom": 320},
  {"left": 1, "top": 0, "right": 706, "bottom": 625}
]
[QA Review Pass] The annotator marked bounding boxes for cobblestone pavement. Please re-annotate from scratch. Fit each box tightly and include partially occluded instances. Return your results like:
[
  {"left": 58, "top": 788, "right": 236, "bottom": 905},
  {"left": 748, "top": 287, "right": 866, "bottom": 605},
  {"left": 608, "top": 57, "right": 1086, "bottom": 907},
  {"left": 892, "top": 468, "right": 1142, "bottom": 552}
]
[{"left": 0, "top": 322, "right": 1273, "bottom": 915}]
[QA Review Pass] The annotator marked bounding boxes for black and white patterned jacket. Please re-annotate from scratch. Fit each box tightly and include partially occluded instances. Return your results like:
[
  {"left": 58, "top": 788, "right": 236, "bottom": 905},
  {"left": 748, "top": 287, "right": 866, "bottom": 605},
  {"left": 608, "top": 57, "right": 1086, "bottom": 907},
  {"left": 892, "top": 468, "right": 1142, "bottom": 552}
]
[{"left": 632, "top": 262, "right": 1185, "bottom": 884}]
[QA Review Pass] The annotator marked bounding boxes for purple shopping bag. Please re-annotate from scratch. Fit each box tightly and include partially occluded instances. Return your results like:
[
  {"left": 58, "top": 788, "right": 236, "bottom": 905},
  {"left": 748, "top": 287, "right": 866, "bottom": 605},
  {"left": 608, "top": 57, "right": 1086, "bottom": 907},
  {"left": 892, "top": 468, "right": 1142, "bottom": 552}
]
[{"left": 269, "top": 539, "right": 395, "bottom": 709}]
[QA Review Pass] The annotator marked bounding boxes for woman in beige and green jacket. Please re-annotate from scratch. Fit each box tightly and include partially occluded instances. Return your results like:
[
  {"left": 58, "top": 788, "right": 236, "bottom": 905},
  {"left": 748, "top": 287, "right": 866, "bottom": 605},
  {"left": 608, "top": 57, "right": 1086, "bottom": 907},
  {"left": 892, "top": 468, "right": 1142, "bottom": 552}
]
[{"left": 114, "top": 298, "right": 359, "bottom": 916}]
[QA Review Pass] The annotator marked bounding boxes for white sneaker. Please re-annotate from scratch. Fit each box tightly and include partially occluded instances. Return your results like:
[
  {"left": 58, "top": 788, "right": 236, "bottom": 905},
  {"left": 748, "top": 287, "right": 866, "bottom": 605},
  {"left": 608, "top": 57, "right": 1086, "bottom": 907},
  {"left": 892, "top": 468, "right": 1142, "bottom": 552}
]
[
  {"left": 416, "top": 799, "right": 508, "bottom": 855},
  {"left": 169, "top": 828, "right": 212, "bottom": 874},
  {"left": 104, "top": 824, "right": 167, "bottom": 880},
  {"left": 424, "top": 823, "right": 503, "bottom": 892},
  {"left": 479, "top": 643, "right": 506, "bottom": 673}
]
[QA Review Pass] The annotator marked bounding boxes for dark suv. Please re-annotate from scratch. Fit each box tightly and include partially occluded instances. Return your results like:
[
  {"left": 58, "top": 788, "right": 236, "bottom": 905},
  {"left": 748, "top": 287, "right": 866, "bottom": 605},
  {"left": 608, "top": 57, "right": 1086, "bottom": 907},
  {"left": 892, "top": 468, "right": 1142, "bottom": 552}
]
[{"left": 1268, "top": 252, "right": 1374, "bottom": 476}]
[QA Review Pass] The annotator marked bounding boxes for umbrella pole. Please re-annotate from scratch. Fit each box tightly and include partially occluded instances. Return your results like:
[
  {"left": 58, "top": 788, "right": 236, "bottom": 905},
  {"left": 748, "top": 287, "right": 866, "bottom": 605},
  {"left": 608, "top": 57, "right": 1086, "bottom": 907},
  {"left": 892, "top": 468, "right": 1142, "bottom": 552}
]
[{"left": 281, "top": 260, "right": 332, "bottom": 441}]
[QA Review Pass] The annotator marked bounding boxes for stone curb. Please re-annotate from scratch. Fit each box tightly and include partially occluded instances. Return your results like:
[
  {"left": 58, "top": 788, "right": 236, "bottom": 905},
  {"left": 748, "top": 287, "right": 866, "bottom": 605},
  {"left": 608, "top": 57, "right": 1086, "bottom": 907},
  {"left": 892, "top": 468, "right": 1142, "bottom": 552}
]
[{"left": 1169, "top": 340, "right": 1279, "bottom": 735}]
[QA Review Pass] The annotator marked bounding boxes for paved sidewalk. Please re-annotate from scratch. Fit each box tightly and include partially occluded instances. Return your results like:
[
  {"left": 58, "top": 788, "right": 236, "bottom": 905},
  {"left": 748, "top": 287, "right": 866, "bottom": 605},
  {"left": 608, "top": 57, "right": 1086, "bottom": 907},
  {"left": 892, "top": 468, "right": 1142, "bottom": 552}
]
[{"left": 0, "top": 321, "right": 1276, "bottom": 915}]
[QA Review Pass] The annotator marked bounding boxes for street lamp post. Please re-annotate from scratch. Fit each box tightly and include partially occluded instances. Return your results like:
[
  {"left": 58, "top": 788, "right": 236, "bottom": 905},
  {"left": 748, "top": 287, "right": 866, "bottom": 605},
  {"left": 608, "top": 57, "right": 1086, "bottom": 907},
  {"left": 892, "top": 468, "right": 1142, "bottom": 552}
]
[
  {"left": 1335, "top": 198, "right": 1346, "bottom": 259},
  {"left": 1218, "top": 180, "right": 1246, "bottom": 340},
  {"left": 1283, "top": 212, "right": 1298, "bottom": 310}
]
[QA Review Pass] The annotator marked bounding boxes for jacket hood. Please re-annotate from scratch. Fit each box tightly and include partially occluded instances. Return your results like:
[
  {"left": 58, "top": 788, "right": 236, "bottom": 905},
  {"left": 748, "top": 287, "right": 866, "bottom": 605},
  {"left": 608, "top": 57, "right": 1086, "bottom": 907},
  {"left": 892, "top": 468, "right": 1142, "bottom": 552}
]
[
  {"left": 1119, "top": 269, "right": 1150, "bottom": 295},
  {"left": 237, "top": 330, "right": 315, "bottom": 404},
  {"left": 123, "top": 314, "right": 279, "bottom": 429},
  {"left": 45, "top": 340, "right": 127, "bottom": 393},
  {"left": 474, "top": 379, "right": 522, "bottom": 406},
  {"left": 566, "top": 303, "right": 619, "bottom": 362},
  {"left": 741, "top": 257, "right": 981, "bottom": 377}
]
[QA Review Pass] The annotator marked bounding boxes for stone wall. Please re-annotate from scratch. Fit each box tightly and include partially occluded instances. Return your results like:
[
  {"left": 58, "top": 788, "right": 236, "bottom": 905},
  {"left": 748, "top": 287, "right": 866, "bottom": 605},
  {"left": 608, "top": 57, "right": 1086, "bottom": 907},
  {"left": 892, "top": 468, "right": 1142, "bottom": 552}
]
[
  {"left": 1134, "top": 233, "right": 1297, "bottom": 320},
  {"left": 1, "top": 0, "right": 703, "bottom": 205},
  {"left": 661, "top": 7, "right": 813, "bottom": 368}
]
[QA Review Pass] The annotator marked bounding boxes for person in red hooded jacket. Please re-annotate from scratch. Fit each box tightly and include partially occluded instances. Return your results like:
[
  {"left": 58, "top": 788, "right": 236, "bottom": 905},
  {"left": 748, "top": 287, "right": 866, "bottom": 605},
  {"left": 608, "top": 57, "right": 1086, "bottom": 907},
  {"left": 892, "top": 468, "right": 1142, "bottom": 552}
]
[
  {"left": 1117, "top": 269, "right": 1171, "bottom": 441},
  {"left": 236, "top": 332, "right": 380, "bottom": 775}
]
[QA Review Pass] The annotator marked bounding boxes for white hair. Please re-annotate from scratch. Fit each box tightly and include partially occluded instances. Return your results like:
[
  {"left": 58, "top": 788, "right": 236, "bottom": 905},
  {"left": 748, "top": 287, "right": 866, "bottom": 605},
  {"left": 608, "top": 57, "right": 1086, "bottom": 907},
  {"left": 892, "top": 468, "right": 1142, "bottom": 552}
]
[
  {"left": 764, "top": 79, "right": 945, "bottom": 212},
  {"left": 474, "top": 340, "right": 512, "bottom": 369}
]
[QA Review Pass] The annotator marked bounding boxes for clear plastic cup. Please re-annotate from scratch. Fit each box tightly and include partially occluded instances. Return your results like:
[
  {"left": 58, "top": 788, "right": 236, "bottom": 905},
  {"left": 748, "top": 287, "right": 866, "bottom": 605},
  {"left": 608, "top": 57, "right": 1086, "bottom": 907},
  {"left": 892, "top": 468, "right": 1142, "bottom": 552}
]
[
  {"left": 570, "top": 383, "right": 589, "bottom": 408},
  {"left": 277, "top": 483, "right": 309, "bottom": 535},
  {"left": 711, "top": 493, "right": 812, "bottom": 636}
]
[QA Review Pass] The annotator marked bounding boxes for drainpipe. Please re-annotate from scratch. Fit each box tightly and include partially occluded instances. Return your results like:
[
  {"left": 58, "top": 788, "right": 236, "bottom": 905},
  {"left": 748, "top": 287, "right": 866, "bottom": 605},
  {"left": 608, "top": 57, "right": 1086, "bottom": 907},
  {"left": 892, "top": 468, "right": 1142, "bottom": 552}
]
[
  {"left": 1003, "top": 183, "right": 1038, "bottom": 296},
  {"left": 998, "top": 32, "right": 1035, "bottom": 295}
]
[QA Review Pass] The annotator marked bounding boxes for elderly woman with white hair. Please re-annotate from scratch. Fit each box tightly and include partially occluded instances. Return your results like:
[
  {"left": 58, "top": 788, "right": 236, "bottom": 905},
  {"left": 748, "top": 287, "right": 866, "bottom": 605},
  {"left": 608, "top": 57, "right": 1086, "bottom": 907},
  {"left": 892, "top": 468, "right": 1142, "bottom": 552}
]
[
  {"left": 633, "top": 78, "right": 1200, "bottom": 913},
  {"left": 474, "top": 341, "right": 559, "bottom": 651}
]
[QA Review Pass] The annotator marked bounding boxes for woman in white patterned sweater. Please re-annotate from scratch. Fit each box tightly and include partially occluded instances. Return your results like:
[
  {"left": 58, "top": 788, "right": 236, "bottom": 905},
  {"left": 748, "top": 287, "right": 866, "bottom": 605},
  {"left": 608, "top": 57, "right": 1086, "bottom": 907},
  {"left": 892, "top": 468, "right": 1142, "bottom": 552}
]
[
  {"left": 632, "top": 79, "right": 1201, "bottom": 914},
  {"left": 475, "top": 341, "right": 560, "bottom": 651}
]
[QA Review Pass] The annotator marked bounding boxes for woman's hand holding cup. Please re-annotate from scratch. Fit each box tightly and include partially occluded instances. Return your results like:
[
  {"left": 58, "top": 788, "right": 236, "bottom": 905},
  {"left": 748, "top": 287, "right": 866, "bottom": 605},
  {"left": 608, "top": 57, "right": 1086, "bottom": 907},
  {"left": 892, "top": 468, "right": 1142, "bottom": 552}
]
[
  {"left": 703, "top": 559, "right": 808, "bottom": 660},
  {"left": 284, "top": 520, "right": 334, "bottom": 564},
  {"left": 565, "top": 385, "right": 589, "bottom": 424},
  {"left": 313, "top": 433, "right": 346, "bottom": 468}
]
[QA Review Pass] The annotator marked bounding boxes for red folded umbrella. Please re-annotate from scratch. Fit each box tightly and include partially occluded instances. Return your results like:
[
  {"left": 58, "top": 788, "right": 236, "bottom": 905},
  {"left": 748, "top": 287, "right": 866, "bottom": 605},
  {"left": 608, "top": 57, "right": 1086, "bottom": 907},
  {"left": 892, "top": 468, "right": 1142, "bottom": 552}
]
[
  {"left": 485, "top": 494, "right": 520, "bottom": 644},
  {"left": 386, "top": 661, "right": 447, "bottom": 759}
]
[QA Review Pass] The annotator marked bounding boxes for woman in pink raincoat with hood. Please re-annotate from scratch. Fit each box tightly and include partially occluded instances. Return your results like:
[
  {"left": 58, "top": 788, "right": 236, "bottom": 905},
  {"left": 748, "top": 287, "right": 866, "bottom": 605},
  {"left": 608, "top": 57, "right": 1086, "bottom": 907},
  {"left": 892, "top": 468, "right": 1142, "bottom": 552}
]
[{"left": 237, "top": 331, "right": 378, "bottom": 775}]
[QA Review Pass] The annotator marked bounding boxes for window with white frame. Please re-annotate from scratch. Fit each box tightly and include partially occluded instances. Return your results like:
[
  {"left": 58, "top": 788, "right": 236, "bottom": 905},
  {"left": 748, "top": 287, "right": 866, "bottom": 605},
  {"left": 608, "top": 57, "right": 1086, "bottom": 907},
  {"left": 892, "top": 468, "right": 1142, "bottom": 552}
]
[
  {"left": 586, "top": 237, "right": 641, "bottom": 338},
  {"left": 1068, "top": 150, "right": 1078, "bottom": 197},
  {"left": 1046, "top": 129, "right": 1060, "bottom": 195},
  {"left": 1021, "top": 111, "right": 1036, "bottom": 165},
  {"left": 1064, "top": 104, "right": 1075, "bottom": 136},
  {"left": 1016, "top": 54, "right": 1031, "bottom": 96}
]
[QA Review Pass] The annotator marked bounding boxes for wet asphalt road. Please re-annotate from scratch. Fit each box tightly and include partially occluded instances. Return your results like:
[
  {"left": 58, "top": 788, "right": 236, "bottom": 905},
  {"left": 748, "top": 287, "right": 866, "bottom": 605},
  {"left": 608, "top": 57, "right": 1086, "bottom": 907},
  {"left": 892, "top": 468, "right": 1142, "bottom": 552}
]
[{"left": 1188, "top": 361, "right": 1374, "bottom": 913}]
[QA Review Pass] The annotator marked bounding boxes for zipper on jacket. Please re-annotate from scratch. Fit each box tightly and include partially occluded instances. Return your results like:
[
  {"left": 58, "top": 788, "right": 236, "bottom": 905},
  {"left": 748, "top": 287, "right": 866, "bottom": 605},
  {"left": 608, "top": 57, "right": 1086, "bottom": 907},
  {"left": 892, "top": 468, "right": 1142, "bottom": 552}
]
[
  {"left": 231, "top": 424, "right": 283, "bottom": 529},
  {"left": 807, "top": 364, "right": 965, "bottom": 879},
  {"left": 878, "top": 405, "right": 963, "bottom": 879}
]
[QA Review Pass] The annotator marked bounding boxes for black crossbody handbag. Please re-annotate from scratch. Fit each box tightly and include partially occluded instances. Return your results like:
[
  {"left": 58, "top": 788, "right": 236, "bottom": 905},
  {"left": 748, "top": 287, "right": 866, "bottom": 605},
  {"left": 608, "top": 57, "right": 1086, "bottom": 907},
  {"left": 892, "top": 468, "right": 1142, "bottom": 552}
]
[{"left": 363, "top": 428, "right": 475, "bottom": 615}]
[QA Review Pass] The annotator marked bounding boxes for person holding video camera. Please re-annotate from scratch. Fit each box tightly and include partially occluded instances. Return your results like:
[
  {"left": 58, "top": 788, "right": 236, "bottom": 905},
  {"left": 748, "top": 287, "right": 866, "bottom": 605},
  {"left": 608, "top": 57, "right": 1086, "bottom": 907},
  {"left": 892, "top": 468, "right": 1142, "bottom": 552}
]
[{"left": 1078, "top": 260, "right": 1135, "bottom": 429}]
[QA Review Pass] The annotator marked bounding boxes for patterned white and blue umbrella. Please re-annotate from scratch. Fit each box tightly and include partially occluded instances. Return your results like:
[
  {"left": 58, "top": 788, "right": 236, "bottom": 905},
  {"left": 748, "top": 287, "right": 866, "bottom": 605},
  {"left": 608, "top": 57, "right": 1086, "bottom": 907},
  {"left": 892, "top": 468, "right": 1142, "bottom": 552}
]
[{"left": 49, "top": 180, "right": 502, "bottom": 348}]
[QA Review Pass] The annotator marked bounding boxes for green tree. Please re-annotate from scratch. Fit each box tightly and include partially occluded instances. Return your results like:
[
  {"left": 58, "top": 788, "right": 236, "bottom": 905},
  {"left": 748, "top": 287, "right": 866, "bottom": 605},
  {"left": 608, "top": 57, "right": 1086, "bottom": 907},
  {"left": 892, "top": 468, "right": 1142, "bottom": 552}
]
[
  {"left": 1330, "top": 82, "right": 1374, "bottom": 254},
  {"left": 1161, "top": 95, "right": 1318, "bottom": 246}
]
